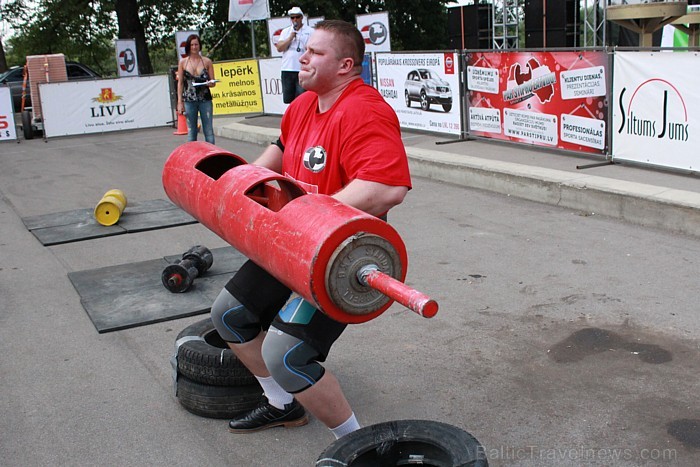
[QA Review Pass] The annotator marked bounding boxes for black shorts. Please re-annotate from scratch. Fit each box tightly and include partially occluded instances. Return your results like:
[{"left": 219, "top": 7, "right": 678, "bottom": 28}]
[{"left": 225, "top": 260, "right": 347, "bottom": 359}]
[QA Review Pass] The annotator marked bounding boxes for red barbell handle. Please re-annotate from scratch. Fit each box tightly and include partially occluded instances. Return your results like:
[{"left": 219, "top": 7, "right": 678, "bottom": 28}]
[{"left": 358, "top": 266, "right": 438, "bottom": 318}]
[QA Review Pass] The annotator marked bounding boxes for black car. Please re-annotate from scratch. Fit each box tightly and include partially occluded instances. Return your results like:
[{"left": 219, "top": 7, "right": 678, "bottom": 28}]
[{"left": 0, "top": 61, "right": 101, "bottom": 111}]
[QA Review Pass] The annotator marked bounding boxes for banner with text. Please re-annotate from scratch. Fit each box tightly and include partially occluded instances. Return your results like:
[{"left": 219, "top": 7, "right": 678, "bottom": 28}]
[
  {"left": 175, "top": 30, "right": 199, "bottom": 59},
  {"left": 258, "top": 58, "right": 288, "bottom": 115},
  {"left": 466, "top": 50, "right": 608, "bottom": 154},
  {"left": 268, "top": 16, "right": 323, "bottom": 58},
  {"left": 308, "top": 16, "right": 324, "bottom": 28},
  {"left": 0, "top": 87, "right": 18, "bottom": 141},
  {"left": 612, "top": 52, "right": 699, "bottom": 171},
  {"left": 115, "top": 39, "right": 138, "bottom": 77},
  {"left": 267, "top": 17, "right": 289, "bottom": 58},
  {"left": 375, "top": 52, "right": 461, "bottom": 135},
  {"left": 229, "top": 0, "right": 269, "bottom": 21},
  {"left": 40, "top": 75, "right": 171, "bottom": 137},
  {"left": 212, "top": 59, "right": 263, "bottom": 115},
  {"left": 356, "top": 12, "right": 391, "bottom": 53}
]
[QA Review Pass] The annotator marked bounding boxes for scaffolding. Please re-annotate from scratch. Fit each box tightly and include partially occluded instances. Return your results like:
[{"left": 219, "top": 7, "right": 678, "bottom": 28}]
[
  {"left": 583, "top": 0, "right": 607, "bottom": 47},
  {"left": 492, "top": 0, "right": 521, "bottom": 49}
]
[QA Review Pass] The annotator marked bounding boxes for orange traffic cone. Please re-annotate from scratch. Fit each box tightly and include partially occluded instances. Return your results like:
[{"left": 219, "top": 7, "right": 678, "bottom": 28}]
[{"left": 174, "top": 113, "right": 188, "bottom": 135}]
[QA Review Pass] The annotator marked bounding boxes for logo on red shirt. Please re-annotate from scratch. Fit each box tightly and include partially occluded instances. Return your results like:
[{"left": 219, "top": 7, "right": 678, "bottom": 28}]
[{"left": 303, "top": 146, "right": 326, "bottom": 173}]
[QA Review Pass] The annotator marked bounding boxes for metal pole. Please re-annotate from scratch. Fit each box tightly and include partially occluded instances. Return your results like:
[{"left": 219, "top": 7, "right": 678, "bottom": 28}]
[
  {"left": 357, "top": 265, "right": 439, "bottom": 318},
  {"left": 251, "top": 21, "right": 257, "bottom": 58}
]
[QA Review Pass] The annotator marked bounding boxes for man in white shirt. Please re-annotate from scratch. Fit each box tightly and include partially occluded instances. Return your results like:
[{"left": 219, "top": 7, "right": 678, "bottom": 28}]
[{"left": 275, "top": 6, "right": 312, "bottom": 103}]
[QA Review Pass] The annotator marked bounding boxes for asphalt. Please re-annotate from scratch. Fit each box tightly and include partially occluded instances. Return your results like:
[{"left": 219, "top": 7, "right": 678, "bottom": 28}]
[
  {"left": 215, "top": 114, "right": 700, "bottom": 239},
  {"left": 2, "top": 116, "right": 699, "bottom": 467}
]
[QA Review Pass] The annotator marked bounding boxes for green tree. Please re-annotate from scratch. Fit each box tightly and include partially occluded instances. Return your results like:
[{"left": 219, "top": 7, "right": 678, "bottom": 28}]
[
  {"left": 114, "top": 0, "right": 153, "bottom": 74},
  {"left": 0, "top": 37, "right": 8, "bottom": 72},
  {"left": 1, "top": 0, "right": 451, "bottom": 74},
  {"left": 2, "top": 0, "right": 116, "bottom": 73},
  {"left": 266, "top": 0, "right": 450, "bottom": 51}
]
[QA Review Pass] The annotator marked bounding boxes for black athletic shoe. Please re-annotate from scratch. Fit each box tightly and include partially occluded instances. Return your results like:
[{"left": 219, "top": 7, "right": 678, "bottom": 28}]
[{"left": 228, "top": 399, "right": 308, "bottom": 433}]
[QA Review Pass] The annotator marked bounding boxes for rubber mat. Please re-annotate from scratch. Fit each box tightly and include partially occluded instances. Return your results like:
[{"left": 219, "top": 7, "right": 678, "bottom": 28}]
[
  {"left": 68, "top": 247, "right": 246, "bottom": 333},
  {"left": 22, "top": 199, "right": 197, "bottom": 246}
]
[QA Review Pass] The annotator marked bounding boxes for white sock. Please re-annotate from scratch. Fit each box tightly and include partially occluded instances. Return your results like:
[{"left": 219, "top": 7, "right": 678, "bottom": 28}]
[
  {"left": 256, "top": 375, "right": 293, "bottom": 409},
  {"left": 330, "top": 412, "right": 360, "bottom": 439}
]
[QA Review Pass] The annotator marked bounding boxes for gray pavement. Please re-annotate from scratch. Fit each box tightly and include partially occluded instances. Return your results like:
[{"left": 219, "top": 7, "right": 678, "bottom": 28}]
[{"left": 1, "top": 120, "right": 699, "bottom": 466}]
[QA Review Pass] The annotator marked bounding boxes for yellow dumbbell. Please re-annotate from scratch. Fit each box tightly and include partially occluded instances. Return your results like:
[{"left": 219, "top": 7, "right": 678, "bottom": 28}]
[{"left": 94, "top": 189, "right": 127, "bottom": 226}]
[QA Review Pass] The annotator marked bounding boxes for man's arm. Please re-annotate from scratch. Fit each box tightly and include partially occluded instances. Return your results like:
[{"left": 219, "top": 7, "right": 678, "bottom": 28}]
[
  {"left": 252, "top": 143, "right": 284, "bottom": 173},
  {"left": 176, "top": 60, "right": 185, "bottom": 114},
  {"left": 332, "top": 179, "right": 409, "bottom": 217},
  {"left": 275, "top": 29, "right": 294, "bottom": 53}
]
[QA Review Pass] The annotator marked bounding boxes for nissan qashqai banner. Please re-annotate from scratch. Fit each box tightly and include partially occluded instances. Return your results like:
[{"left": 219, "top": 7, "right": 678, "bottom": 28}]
[
  {"left": 356, "top": 12, "right": 391, "bottom": 52},
  {"left": 612, "top": 52, "right": 699, "bottom": 171},
  {"left": 40, "top": 75, "right": 171, "bottom": 137},
  {"left": 375, "top": 52, "right": 461, "bottom": 136},
  {"left": 466, "top": 51, "right": 608, "bottom": 154}
]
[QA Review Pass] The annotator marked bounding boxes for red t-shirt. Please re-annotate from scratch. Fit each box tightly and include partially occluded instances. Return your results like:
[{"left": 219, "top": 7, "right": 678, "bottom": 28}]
[{"left": 280, "top": 78, "right": 411, "bottom": 195}]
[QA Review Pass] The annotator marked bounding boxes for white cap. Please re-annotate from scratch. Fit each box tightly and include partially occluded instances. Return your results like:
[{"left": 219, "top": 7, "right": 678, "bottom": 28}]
[{"left": 287, "top": 6, "right": 304, "bottom": 16}]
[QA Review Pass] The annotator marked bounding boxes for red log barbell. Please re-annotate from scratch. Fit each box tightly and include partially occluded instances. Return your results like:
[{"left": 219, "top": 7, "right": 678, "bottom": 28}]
[{"left": 162, "top": 142, "right": 438, "bottom": 324}]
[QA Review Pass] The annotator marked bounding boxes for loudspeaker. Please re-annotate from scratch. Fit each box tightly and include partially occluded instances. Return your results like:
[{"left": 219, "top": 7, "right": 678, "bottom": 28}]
[
  {"left": 524, "top": 0, "right": 580, "bottom": 48},
  {"left": 606, "top": 22, "right": 663, "bottom": 47},
  {"left": 448, "top": 4, "right": 493, "bottom": 49}
]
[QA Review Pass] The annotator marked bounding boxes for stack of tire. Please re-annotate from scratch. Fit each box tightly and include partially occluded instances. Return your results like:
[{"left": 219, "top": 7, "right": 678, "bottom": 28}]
[{"left": 172, "top": 318, "right": 264, "bottom": 418}]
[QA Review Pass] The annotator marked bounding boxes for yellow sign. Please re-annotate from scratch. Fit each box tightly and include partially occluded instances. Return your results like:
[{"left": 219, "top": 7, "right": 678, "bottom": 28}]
[{"left": 212, "top": 59, "right": 263, "bottom": 115}]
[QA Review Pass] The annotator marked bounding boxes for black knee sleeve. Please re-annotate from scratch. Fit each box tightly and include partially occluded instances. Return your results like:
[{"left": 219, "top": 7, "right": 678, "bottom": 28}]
[
  {"left": 262, "top": 326, "right": 325, "bottom": 394},
  {"left": 210, "top": 288, "right": 262, "bottom": 343}
]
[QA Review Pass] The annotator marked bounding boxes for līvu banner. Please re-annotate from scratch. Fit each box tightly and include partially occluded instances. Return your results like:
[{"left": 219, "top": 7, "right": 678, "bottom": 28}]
[
  {"left": 212, "top": 59, "right": 263, "bottom": 115},
  {"left": 40, "top": 75, "right": 171, "bottom": 137},
  {"left": 466, "top": 50, "right": 609, "bottom": 154},
  {"left": 375, "top": 52, "right": 461, "bottom": 136},
  {"left": 0, "top": 87, "right": 18, "bottom": 141},
  {"left": 612, "top": 52, "right": 699, "bottom": 171}
]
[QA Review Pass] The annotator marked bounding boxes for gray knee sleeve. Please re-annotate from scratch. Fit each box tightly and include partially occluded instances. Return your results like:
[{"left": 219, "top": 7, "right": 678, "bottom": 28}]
[
  {"left": 210, "top": 288, "right": 262, "bottom": 343},
  {"left": 262, "top": 326, "right": 325, "bottom": 394}
]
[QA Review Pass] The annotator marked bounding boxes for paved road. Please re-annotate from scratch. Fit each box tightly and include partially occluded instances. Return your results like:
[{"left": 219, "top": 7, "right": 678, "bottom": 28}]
[{"left": 1, "top": 127, "right": 699, "bottom": 466}]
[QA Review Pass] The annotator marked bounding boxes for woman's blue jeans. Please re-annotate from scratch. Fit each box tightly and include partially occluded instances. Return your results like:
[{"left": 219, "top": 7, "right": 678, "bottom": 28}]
[{"left": 184, "top": 100, "right": 214, "bottom": 144}]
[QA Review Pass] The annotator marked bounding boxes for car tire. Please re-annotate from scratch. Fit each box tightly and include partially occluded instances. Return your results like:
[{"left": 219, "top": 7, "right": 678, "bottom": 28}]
[
  {"left": 175, "top": 374, "right": 264, "bottom": 419},
  {"left": 420, "top": 91, "right": 430, "bottom": 111},
  {"left": 315, "top": 419, "right": 488, "bottom": 467},
  {"left": 405, "top": 90, "right": 411, "bottom": 108},
  {"left": 443, "top": 104, "right": 452, "bottom": 113},
  {"left": 175, "top": 318, "right": 256, "bottom": 387},
  {"left": 21, "top": 110, "right": 34, "bottom": 140}
]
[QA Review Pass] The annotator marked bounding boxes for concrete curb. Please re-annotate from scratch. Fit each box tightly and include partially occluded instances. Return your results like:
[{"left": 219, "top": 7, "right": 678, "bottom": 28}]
[
  {"left": 216, "top": 121, "right": 278, "bottom": 146},
  {"left": 216, "top": 121, "right": 700, "bottom": 238}
]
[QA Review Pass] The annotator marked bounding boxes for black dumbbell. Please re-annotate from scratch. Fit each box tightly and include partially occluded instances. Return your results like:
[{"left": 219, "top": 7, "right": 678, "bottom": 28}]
[{"left": 162, "top": 245, "right": 214, "bottom": 293}]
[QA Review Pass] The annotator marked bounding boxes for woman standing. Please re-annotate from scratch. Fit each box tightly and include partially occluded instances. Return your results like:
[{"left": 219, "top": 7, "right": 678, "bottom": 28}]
[{"left": 177, "top": 34, "right": 216, "bottom": 144}]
